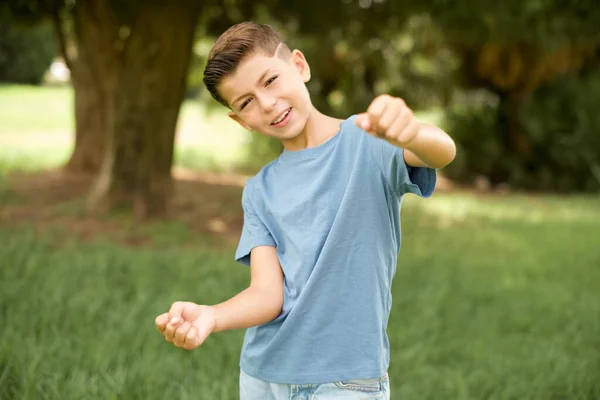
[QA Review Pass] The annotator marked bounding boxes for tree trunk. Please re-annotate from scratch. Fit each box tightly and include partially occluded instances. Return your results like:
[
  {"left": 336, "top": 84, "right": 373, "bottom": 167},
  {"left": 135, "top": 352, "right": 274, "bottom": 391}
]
[
  {"left": 88, "top": 1, "right": 201, "bottom": 218},
  {"left": 65, "top": 65, "right": 107, "bottom": 173},
  {"left": 497, "top": 91, "right": 531, "bottom": 159},
  {"left": 54, "top": 1, "right": 118, "bottom": 174}
]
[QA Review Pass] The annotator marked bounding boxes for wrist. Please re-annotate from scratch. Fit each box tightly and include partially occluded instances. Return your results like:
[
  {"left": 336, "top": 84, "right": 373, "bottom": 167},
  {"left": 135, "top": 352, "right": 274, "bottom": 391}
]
[
  {"left": 204, "top": 305, "right": 219, "bottom": 333},
  {"left": 387, "top": 124, "right": 422, "bottom": 151},
  {"left": 405, "top": 122, "right": 425, "bottom": 150}
]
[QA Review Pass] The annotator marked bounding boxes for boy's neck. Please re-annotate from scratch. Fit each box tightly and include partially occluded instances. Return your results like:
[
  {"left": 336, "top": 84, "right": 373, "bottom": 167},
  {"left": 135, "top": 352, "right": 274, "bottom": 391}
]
[{"left": 281, "top": 107, "right": 344, "bottom": 152}]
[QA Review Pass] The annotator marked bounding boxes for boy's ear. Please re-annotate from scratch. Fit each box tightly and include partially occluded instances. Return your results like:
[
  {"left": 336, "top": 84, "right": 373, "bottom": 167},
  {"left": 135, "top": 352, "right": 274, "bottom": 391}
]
[
  {"left": 228, "top": 111, "right": 252, "bottom": 131},
  {"left": 291, "top": 49, "right": 311, "bottom": 83}
]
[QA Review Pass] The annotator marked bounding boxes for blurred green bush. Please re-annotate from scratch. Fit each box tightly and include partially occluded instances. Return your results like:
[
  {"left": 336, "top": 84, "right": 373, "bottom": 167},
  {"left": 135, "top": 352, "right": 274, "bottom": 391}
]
[
  {"left": 0, "top": 21, "right": 56, "bottom": 85},
  {"left": 444, "top": 70, "right": 600, "bottom": 193}
]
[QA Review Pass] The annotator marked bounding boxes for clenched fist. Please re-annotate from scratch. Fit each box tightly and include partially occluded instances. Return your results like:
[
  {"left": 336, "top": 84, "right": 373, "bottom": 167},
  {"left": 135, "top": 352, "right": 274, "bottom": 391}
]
[
  {"left": 355, "top": 94, "right": 421, "bottom": 148},
  {"left": 155, "top": 301, "right": 216, "bottom": 350}
]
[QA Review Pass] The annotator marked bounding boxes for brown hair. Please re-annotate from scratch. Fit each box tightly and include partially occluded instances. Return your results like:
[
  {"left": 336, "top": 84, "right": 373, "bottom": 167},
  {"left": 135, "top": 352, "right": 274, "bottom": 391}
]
[{"left": 203, "top": 22, "right": 290, "bottom": 107}]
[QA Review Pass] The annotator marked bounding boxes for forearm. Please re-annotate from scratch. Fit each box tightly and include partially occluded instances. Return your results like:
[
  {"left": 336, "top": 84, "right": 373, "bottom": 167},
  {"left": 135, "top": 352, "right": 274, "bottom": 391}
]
[
  {"left": 395, "top": 123, "right": 456, "bottom": 169},
  {"left": 211, "top": 285, "right": 283, "bottom": 333}
]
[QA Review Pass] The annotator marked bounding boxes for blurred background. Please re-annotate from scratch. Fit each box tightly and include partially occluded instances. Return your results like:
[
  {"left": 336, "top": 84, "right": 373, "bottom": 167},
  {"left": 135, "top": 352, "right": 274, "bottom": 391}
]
[{"left": 1, "top": 1, "right": 599, "bottom": 399}]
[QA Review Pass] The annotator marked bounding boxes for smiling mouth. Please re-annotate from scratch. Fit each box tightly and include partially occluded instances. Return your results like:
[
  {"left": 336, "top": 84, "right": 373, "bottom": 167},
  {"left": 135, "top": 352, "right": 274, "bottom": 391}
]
[{"left": 271, "top": 108, "right": 292, "bottom": 125}]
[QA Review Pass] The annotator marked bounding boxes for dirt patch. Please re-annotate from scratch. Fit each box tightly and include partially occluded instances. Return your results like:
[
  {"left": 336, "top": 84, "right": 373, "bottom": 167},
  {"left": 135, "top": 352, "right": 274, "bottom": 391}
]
[
  {"left": 1, "top": 166, "right": 459, "bottom": 249},
  {"left": 1, "top": 168, "right": 248, "bottom": 249}
]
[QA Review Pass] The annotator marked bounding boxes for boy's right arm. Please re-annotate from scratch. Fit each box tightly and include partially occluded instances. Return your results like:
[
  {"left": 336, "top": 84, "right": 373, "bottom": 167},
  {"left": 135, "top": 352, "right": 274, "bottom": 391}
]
[
  {"left": 212, "top": 245, "right": 284, "bottom": 332},
  {"left": 155, "top": 245, "right": 283, "bottom": 350}
]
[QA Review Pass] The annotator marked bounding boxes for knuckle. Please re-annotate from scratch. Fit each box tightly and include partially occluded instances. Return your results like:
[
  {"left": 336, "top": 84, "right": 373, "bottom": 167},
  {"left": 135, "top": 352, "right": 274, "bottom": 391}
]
[{"left": 369, "top": 107, "right": 381, "bottom": 117}]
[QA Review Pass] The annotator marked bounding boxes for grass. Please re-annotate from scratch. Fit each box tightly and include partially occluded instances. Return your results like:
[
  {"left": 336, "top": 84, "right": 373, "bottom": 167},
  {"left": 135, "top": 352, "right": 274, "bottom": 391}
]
[
  {"left": 2, "top": 84, "right": 600, "bottom": 399},
  {"left": 1, "top": 195, "right": 600, "bottom": 399},
  {"left": 0, "top": 84, "right": 248, "bottom": 173},
  {"left": 0, "top": 228, "right": 247, "bottom": 400},
  {"left": 0, "top": 84, "right": 73, "bottom": 134}
]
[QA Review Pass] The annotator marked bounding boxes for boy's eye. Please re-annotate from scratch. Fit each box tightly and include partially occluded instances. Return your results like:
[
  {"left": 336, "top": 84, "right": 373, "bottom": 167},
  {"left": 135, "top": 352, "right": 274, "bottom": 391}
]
[
  {"left": 240, "top": 98, "right": 252, "bottom": 110},
  {"left": 266, "top": 75, "right": 278, "bottom": 86}
]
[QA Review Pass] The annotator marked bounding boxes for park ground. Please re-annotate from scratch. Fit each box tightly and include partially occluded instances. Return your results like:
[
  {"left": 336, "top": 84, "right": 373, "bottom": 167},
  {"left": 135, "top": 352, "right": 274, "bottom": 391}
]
[{"left": 1, "top": 84, "right": 599, "bottom": 399}]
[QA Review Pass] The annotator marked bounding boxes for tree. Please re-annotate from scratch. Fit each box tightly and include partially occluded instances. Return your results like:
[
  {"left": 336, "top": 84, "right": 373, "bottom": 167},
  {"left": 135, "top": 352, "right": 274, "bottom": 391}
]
[
  {"left": 0, "top": 20, "right": 56, "bottom": 85},
  {"left": 3, "top": 0, "right": 202, "bottom": 217},
  {"left": 405, "top": 0, "right": 600, "bottom": 187}
]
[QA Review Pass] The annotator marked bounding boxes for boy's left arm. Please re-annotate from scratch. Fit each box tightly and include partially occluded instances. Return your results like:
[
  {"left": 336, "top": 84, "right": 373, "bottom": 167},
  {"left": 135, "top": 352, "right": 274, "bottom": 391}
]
[{"left": 355, "top": 94, "right": 456, "bottom": 169}]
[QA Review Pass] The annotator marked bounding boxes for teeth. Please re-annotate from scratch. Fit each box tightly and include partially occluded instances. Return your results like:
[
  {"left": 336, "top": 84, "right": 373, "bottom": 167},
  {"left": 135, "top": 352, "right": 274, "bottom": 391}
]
[{"left": 273, "top": 108, "right": 290, "bottom": 124}]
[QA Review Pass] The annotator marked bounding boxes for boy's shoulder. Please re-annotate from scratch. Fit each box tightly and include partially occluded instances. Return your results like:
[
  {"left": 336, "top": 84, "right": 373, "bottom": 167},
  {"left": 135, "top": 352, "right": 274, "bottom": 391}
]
[{"left": 241, "top": 158, "right": 278, "bottom": 200}]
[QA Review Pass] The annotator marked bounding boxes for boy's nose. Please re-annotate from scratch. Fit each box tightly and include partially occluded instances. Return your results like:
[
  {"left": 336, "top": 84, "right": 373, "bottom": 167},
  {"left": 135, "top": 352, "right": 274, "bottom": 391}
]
[{"left": 258, "top": 94, "right": 277, "bottom": 112}]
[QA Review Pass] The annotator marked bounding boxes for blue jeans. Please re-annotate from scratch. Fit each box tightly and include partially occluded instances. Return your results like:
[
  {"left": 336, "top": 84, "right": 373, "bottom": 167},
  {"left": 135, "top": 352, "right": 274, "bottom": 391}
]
[{"left": 239, "top": 370, "right": 390, "bottom": 399}]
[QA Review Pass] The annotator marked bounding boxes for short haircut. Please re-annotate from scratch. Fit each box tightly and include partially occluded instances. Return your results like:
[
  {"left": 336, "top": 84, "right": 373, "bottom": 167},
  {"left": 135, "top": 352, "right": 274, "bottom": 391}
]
[{"left": 203, "top": 22, "right": 291, "bottom": 107}]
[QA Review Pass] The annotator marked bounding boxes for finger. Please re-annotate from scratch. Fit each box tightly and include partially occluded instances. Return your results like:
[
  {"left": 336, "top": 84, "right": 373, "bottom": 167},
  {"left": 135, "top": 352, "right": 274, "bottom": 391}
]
[
  {"left": 164, "top": 315, "right": 185, "bottom": 341},
  {"left": 366, "top": 95, "right": 392, "bottom": 132},
  {"left": 173, "top": 321, "right": 192, "bottom": 347},
  {"left": 183, "top": 326, "right": 199, "bottom": 350},
  {"left": 164, "top": 301, "right": 186, "bottom": 339},
  {"left": 377, "top": 99, "right": 405, "bottom": 134},
  {"left": 355, "top": 113, "right": 372, "bottom": 131},
  {"left": 386, "top": 106, "right": 413, "bottom": 141},
  {"left": 164, "top": 319, "right": 183, "bottom": 342},
  {"left": 168, "top": 301, "right": 186, "bottom": 323},
  {"left": 155, "top": 313, "right": 170, "bottom": 333}
]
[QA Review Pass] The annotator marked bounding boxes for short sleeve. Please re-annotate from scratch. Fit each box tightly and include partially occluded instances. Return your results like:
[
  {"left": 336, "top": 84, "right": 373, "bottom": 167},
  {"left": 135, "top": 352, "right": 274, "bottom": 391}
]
[
  {"left": 235, "top": 183, "right": 276, "bottom": 266},
  {"left": 367, "top": 134, "right": 437, "bottom": 198}
]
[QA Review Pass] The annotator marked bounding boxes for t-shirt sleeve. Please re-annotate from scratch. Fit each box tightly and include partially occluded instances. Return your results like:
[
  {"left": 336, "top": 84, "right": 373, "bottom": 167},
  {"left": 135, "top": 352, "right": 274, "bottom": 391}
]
[
  {"left": 235, "top": 183, "right": 276, "bottom": 266},
  {"left": 367, "top": 134, "right": 437, "bottom": 198}
]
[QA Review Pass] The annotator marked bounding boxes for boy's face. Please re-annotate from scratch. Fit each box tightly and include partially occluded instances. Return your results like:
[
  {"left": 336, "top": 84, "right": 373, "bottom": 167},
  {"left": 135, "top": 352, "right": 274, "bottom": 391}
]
[{"left": 218, "top": 48, "right": 312, "bottom": 141}]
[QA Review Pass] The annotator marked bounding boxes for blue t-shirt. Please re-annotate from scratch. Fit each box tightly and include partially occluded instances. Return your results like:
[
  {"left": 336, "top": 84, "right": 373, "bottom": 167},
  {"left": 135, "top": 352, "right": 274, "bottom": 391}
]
[{"left": 234, "top": 115, "right": 436, "bottom": 384}]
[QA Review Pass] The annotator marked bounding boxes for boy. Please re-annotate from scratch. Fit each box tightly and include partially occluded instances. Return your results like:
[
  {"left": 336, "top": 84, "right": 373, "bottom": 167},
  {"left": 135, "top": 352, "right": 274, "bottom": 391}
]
[{"left": 155, "top": 22, "right": 456, "bottom": 399}]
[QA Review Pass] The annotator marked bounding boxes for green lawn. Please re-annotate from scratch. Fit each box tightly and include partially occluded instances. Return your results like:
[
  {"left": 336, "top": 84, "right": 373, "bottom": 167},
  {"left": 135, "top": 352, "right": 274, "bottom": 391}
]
[
  {"left": 0, "top": 84, "right": 248, "bottom": 173},
  {"left": 1, "top": 195, "right": 599, "bottom": 399},
  {"left": 0, "top": 84, "right": 73, "bottom": 134},
  {"left": 1, "top": 84, "right": 599, "bottom": 399}
]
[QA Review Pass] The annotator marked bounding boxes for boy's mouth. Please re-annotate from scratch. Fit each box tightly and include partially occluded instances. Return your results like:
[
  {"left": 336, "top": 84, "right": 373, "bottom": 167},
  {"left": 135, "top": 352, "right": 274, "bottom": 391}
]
[{"left": 271, "top": 107, "right": 292, "bottom": 126}]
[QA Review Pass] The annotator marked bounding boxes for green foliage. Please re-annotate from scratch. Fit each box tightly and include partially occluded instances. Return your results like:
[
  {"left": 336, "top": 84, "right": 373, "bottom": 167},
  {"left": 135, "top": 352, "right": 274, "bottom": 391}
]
[
  {"left": 520, "top": 69, "right": 600, "bottom": 192},
  {"left": 411, "top": 0, "right": 600, "bottom": 50},
  {"left": 1, "top": 193, "right": 600, "bottom": 399},
  {"left": 0, "top": 21, "right": 56, "bottom": 84},
  {"left": 444, "top": 70, "right": 600, "bottom": 192},
  {"left": 442, "top": 90, "right": 504, "bottom": 185},
  {"left": 0, "top": 0, "right": 65, "bottom": 21}
]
